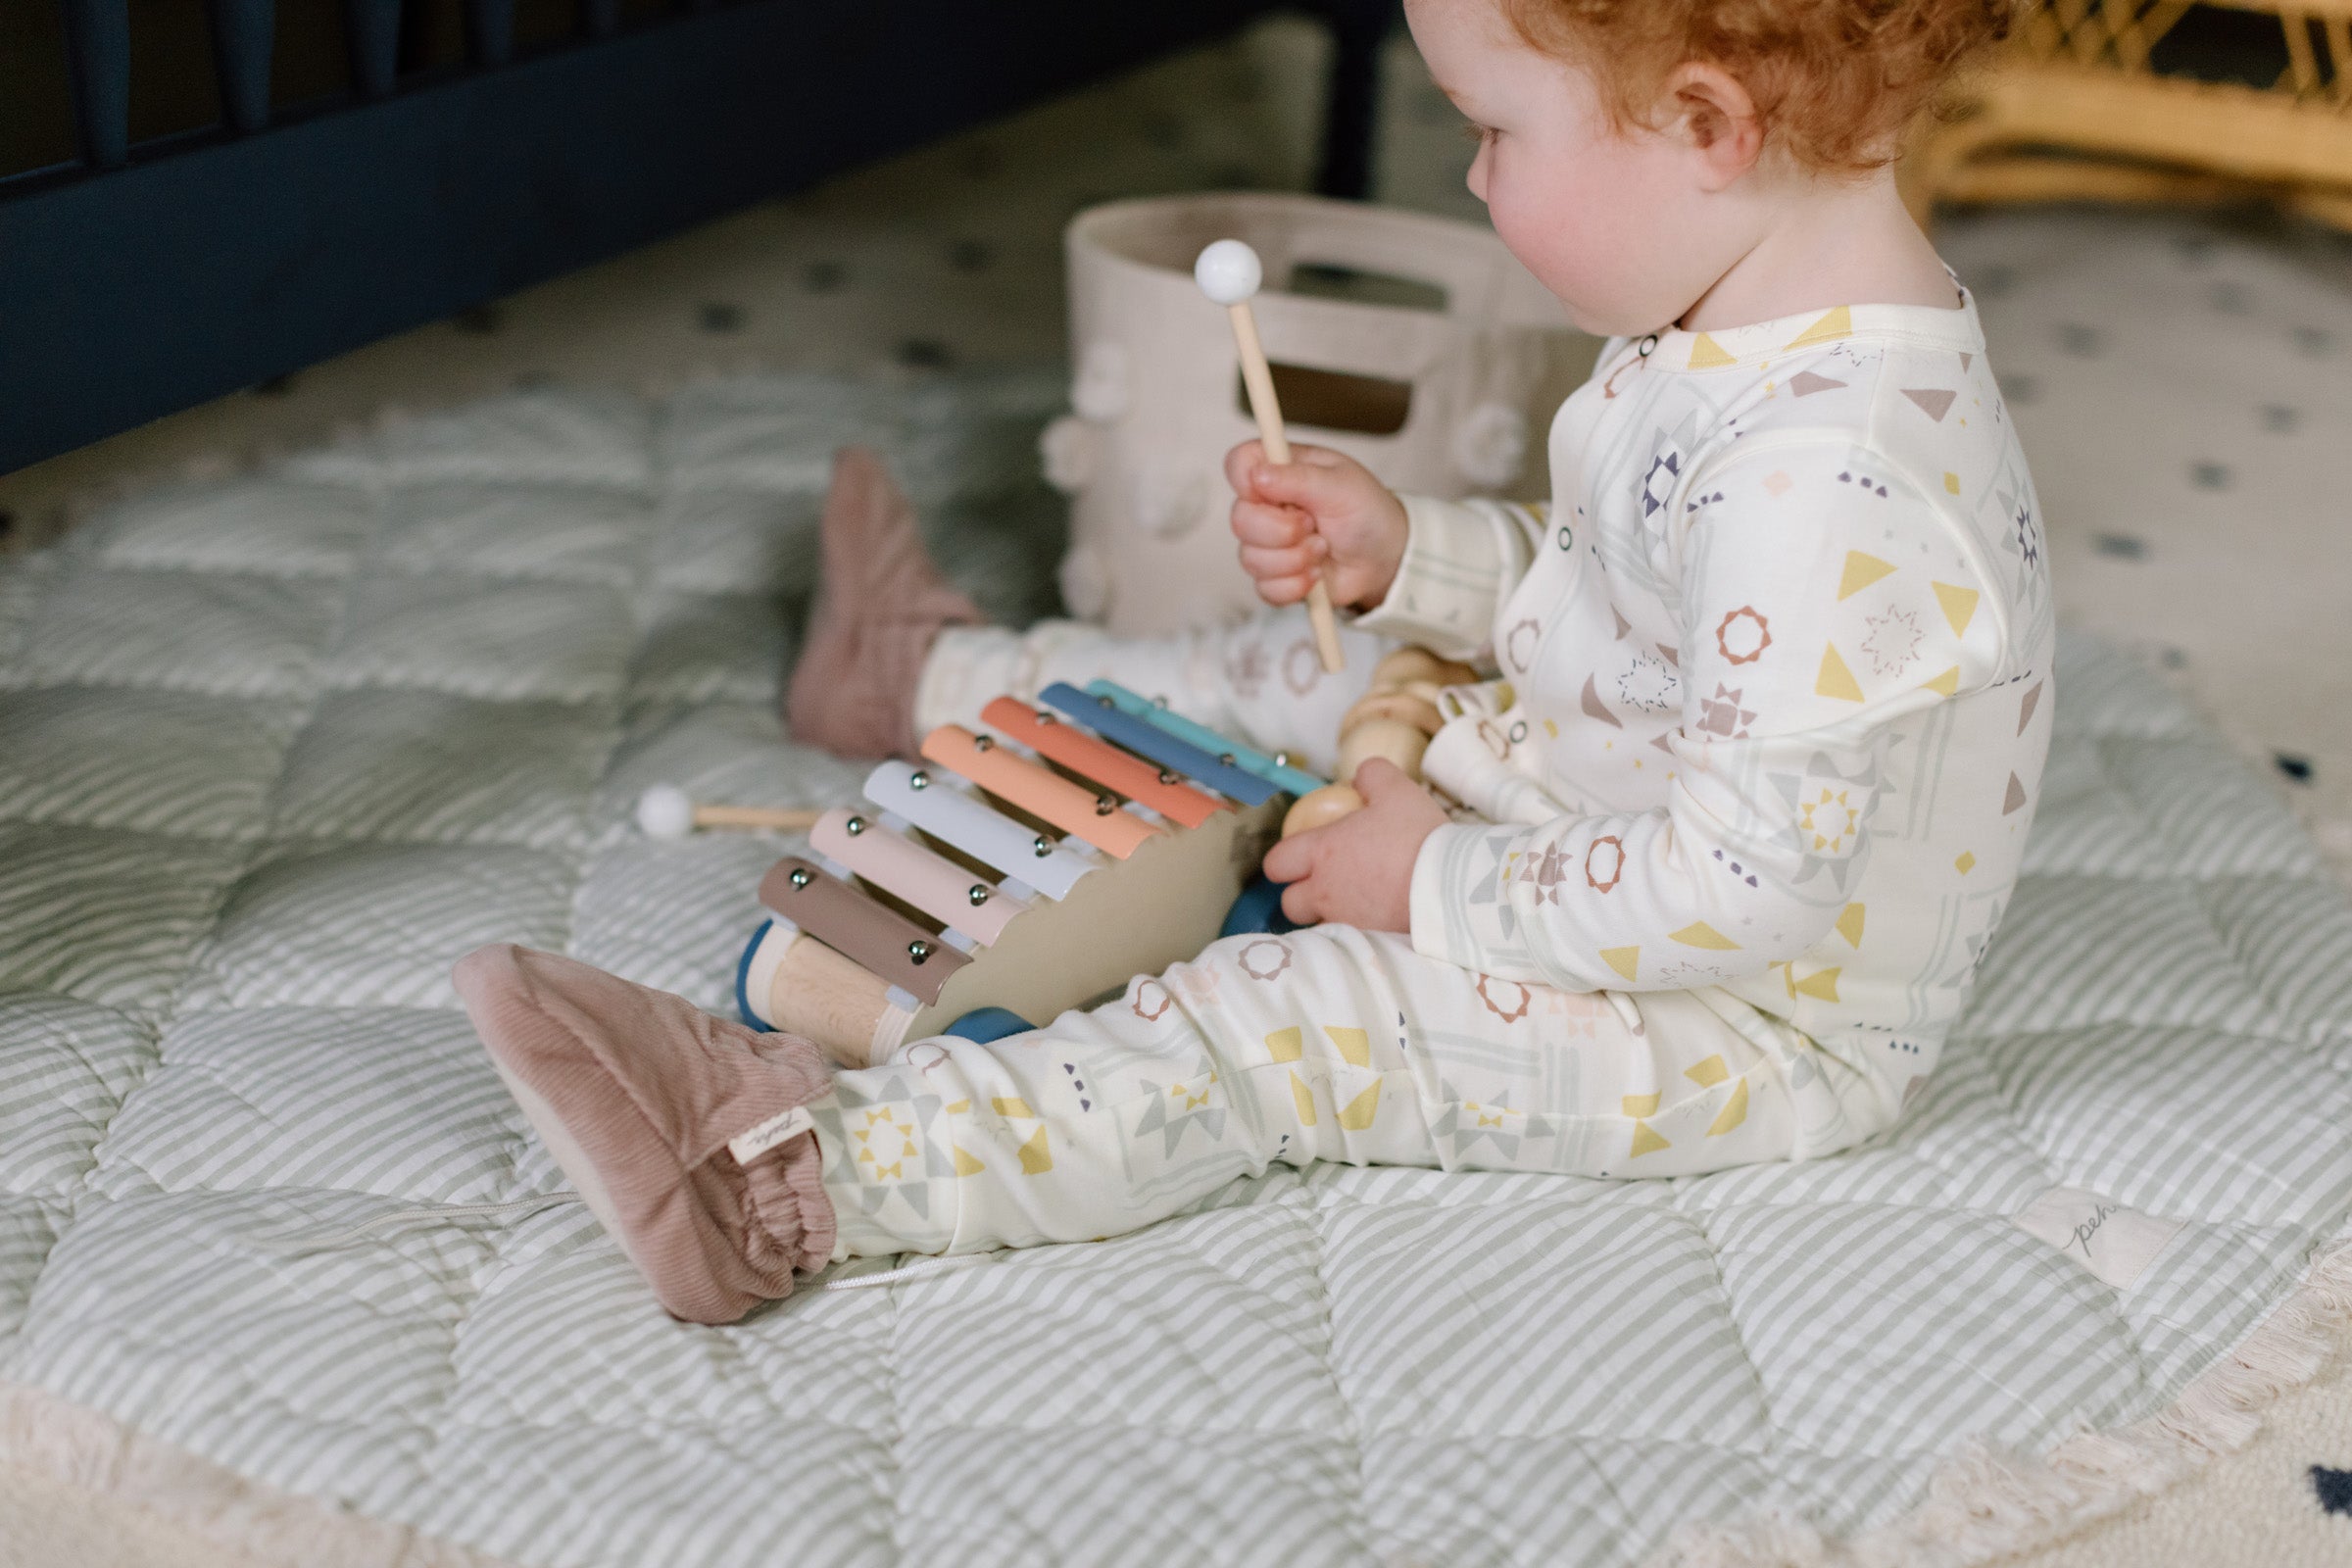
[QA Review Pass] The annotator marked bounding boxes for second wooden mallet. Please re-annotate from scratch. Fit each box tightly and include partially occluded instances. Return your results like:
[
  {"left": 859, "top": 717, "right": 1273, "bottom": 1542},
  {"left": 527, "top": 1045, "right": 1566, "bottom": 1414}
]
[
  {"left": 1195, "top": 238, "right": 1347, "bottom": 674},
  {"left": 637, "top": 784, "right": 824, "bottom": 840}
]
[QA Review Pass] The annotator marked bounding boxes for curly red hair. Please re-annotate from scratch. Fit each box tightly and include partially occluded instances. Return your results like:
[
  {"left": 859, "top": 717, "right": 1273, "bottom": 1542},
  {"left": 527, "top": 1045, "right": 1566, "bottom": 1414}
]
[{"left": 1498, "top": 0, "right": 2012, "bottom": 172}]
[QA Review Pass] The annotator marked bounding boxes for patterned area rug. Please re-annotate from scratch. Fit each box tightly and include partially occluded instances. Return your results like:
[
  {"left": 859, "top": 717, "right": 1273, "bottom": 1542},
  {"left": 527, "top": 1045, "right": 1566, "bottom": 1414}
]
[{"left": 0, "top": 370, "right": 2349, "bottom": 1568}]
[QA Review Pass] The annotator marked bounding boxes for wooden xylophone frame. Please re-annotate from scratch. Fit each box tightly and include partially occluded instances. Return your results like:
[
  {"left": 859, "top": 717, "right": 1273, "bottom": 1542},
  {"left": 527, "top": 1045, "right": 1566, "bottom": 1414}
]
[{"left": 737, "top": 681, "right": 1321, "bottom": 1067}]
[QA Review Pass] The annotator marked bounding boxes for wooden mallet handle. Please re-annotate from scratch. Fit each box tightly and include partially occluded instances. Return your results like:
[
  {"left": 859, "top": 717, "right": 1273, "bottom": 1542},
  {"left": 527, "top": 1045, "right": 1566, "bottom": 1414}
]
[
  {"left": 637, "top": 784, "right": 823, "bottom": 840},
  {"left": 693, "top": 805, "right": 824, "bottom": 833},
  {"left": 1199, "top": 241, "right": 1347, "bottom": 674}
]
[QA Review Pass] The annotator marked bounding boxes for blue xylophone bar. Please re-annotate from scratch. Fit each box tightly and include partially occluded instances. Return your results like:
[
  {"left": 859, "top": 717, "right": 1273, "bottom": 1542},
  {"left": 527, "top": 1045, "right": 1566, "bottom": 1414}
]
[
  {"left": 1083, "top": 681, "right": 1327, "bottom": 797},
  {"left": 1036, "top": 684, "right": 1283, "bottom": 808}
]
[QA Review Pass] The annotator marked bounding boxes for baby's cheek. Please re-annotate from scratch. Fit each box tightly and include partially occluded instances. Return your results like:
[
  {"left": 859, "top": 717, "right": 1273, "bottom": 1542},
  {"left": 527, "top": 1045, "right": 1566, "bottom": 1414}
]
[
  {"left": 1495, "top": 217, "right": 1614, "bottom": 329},
  {"left": 1490, "top": 170, "right": 1644, "bottom": 330}
]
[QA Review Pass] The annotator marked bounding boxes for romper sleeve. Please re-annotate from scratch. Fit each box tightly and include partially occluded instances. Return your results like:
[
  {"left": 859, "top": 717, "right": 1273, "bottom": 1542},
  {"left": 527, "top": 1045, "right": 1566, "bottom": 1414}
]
[
  {"left": 1349, "top": 493, "right": 1545, "bottom": 662},
  {"left": 1405, "top": 440, "right": 2008, "bottom": 990}
]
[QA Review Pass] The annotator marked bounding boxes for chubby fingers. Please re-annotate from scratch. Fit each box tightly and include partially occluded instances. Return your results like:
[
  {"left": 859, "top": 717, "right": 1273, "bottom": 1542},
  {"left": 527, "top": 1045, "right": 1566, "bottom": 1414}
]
[
  {"left": 1230, "top": 499, "right": 1314, "bottom": 550},
  {"left": 1234, "top": 502, "right": 1328, "bottom": 606},
  {"left": 1249, "top": 459, "right": 1359, "bottom": 517},
  {"left": 1257, "top": 576, "right": 1316, "bottom": 609},
  {"left": 1222, "top": 439, "right": 1269, "bottom": 498},
  {"left": 1243, "top": 566, "right": 1319, "bottom": 607},
  {"left": 1261, "top": 828, "right": 1315, "bottom": 885},
  {"left": 1237, "top": 534, "right": 1327, "bottom": 582},
  {"left": 1264, "top": 825, "right": 1332, "bottom": 924}
]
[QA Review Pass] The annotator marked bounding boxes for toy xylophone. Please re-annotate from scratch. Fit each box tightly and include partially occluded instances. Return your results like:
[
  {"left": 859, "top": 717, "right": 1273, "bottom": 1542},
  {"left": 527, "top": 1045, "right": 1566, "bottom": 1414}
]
[{"left": 737, "top": 681, "right": 1322, "bottom": 1066}]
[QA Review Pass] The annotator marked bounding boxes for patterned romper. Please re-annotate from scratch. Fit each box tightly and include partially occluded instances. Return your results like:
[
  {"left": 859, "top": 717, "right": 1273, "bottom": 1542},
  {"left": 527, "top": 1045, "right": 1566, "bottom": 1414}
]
[{"left": 818, "top": 293, "right": 2055, "bottom": 1259}]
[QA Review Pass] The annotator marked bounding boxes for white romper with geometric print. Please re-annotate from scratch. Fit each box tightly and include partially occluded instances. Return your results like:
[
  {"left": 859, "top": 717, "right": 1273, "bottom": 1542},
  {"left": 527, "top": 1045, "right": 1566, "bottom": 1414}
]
[
  {"left": 811, "top": 291, "right": 2054, "bottom": 1258},
  {"left": 1382, "top": 291, "right": 2056, "bottom": 1122}
]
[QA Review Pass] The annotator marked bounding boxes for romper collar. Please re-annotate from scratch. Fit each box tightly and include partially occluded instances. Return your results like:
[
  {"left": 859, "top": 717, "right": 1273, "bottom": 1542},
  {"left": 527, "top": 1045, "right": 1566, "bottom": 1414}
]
[{"left": 1642, "top": 287, "right": 1987, "bottom": 373}]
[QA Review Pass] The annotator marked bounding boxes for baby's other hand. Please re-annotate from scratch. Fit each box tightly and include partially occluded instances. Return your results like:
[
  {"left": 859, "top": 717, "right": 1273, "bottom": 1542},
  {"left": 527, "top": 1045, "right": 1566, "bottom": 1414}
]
[
  {"left": 1261, "top": 760, "right": 1446, "bottom": 932},
  {"left": 1224, "top": 440, "right": 1408, "bottom": 612}
]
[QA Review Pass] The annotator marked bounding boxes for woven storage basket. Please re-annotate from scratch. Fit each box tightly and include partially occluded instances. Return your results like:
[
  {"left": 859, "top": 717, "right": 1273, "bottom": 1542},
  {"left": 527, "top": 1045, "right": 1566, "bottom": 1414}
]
[{"left": 1045, "top": 191, "right": 1592, "bottom": 636}]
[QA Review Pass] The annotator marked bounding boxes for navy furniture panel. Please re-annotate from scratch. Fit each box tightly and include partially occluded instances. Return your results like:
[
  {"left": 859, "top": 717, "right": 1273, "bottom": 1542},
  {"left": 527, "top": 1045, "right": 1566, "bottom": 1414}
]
[{"left": 2, "top": 0, "right": 1397, "bottom": 474}]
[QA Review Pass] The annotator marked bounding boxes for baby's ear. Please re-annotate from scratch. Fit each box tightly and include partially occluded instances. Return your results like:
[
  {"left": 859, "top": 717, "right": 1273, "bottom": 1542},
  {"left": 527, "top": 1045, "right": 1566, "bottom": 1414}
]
[{"left": 1666, "top": 62, "right": 1764, "bottom": 189}]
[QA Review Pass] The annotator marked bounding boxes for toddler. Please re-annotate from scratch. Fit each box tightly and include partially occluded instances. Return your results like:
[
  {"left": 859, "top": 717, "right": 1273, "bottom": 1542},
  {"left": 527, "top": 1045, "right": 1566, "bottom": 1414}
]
[{"left": 458, "top": 0, "right": 2048, "bottom": 1323}]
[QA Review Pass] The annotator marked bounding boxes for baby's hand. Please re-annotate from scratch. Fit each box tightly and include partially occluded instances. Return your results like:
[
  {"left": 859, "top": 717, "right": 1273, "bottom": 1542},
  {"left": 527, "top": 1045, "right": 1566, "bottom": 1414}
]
[
  {"left": 1261, "top": 760, "right": 1446, "bottom": 932},
  {"left": 1224, "top": 440, "right": 1408, "bottom": 612}
]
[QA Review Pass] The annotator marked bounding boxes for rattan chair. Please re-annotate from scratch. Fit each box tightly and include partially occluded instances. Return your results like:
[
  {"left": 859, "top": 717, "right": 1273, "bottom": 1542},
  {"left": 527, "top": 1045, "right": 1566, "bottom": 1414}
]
[{"left": 1903, "top": 1, "right": 2352, "bottom": 231}]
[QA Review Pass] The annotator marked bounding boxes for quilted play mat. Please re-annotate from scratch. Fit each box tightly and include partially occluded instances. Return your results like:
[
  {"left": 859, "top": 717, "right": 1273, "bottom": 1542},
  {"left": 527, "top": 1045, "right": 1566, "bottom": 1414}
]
[{"left": 2, "top": 373, "right": 2350, "bottom": 1568}]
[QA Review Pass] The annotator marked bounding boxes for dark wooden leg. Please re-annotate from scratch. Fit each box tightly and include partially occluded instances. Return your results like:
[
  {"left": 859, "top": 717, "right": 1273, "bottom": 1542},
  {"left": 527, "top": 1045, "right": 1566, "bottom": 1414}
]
[
  {"left": 396, "top": 0, "right": 433, "bottom": 74},
  {"left": 346, "top": 0, "right": 403, "bottom": 96},
  {"left": 208, "top": 0, "right": 278, "bottom": 133},
  {"left": 61, "top": 0, "right": 130, "bottom": 169},
  {"left": 466, "top": 0, "right": 516, "bottom": 66},
  {"left": 1313, "top": 0, "right": 1397, "bottom": 199}
]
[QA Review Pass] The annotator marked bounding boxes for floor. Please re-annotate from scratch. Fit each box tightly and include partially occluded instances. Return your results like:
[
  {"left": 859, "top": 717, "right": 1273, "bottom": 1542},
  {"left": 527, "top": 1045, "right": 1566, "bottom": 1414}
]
[{"left": 2, "top": 15, "right": 2348, "bottom": 1567}]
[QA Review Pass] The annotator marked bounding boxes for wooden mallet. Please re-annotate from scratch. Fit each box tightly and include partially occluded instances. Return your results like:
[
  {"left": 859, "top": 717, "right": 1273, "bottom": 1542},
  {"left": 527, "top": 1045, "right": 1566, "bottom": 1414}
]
[
  {"left": 1195, "top": 238, "right": 1347, "bottom": 674},
  {"left": 636, "top": 784, "right": 823, "bottom": 840}
]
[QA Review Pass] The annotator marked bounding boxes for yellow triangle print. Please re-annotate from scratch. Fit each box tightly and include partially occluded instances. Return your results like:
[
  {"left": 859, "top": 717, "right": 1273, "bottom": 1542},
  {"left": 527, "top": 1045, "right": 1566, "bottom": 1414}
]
[
  {"left": 1688, "top": 331, "right": 1737, "bottom": 368},
  {"left": 1816, "top": 643, "right": 1864, "bottom": 702},
  {"left": 1600, "top": 946, "right": 1642, "bottom": 982},
  {"left": 1943, "top": 470, "right": 1961, "bottom": 496},
  {"left": 1339, "top": 1082, "right": 1383, "bottom": 1130},
  {"left": 1955, "top": 850, "right": 1977, "bottom": 874},
  {"left": 944, "top": 1099, "right": 971, "bottom": 1114},
  {"left": 1670, "top": 921, "right": 1740, "bottom": 951},
  {"left": 1836, "top": 903, "right": 1866, "bottom": 948},
  {"left": 1838, "top": 552, "right": 1896, "bottom": 600},
  {"left": 1016, "top": 1125, "right": 1054, "bottom": 1174},
  {"left": 952, "top": 1145, "right": 986, "bottom": 1176},
  {"left": 1924, "top": 665, "right": 1960, "bottom": 697},
  {"left": 1706, "top": 1079, "right": 1750, "bottom": 1137},
  {"left": 991, "top": 1098, "right": 1034, "bottom": 1119},
  {"left": 1622, "top": 1092, "right": 1661, "bottom": 1117},
  {"left": 1630, "top": 1120, "right": 1672, "bottom": 1157},
  {"left": 1685, "top": 1054, "right": 1729, "bottom": 1088},
  {"left": 1264, "top": 1026, "right": 1302, "bottom": 1063},
  {"left": 1323, "top": 1025, "right": 1371, "bottom": 1067},
  {"left": 1934, "top": 581, "right": 1979, "bottom": 636},
  {"left": 1290, "top": 1070, "right": 1318, "bottom": 1126},
  {"left": 1793, "top": 966, "right": 1842, "bottom": 1002},
  {"left": 1786, "top": 305, "right": 1852, "bottom": 348}
]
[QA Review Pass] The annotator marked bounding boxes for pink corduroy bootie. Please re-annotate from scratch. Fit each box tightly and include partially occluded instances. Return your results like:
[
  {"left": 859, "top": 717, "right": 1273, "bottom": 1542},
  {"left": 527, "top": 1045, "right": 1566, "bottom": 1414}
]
[
  {"left": 455, "top": 944, "right": 837, "bottom": 1324},
  {"left": 784, "top": 445, "right": 985, "bottom": 759}
]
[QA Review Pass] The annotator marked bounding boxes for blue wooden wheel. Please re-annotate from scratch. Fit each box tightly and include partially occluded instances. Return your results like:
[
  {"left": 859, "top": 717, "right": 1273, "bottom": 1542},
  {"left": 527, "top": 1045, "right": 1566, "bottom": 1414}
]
[
  {"left": 1221, "top": 874, "right": 1304, "bottom": 938},
  {"left": 734, "top": 918, "right": 773, "bottom": 1030}
]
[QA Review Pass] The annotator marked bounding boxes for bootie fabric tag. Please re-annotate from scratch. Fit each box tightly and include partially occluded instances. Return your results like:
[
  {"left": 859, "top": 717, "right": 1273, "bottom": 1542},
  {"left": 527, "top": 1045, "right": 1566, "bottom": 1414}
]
[{"left": 728, "top": 1105, "right": 816, "bottom": 1165}]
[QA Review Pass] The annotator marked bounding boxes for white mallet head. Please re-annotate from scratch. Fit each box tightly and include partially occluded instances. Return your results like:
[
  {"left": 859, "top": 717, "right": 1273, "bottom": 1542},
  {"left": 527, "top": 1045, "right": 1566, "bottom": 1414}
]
[
  {"left": 1194, "top": 239, "right": 1263, "bottom": 306},
  {"left": 636, "top": 783, "right": 696, "bottom": 840}
]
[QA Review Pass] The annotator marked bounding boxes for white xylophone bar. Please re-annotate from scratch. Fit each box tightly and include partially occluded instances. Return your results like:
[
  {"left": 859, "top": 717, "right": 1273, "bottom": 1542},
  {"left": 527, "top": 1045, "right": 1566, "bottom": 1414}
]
[{"left": 862, "top": 760, "right": 1099, "bottom": 903}]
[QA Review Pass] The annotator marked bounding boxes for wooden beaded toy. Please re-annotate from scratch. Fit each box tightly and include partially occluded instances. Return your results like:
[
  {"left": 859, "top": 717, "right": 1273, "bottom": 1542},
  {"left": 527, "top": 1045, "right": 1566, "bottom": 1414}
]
[
  {"left": 736, "top": 680, "right": 1322, "bottom": 1067},
  {"left": 1279, "top": 645, "right": 1477, "bottom": 838}
]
